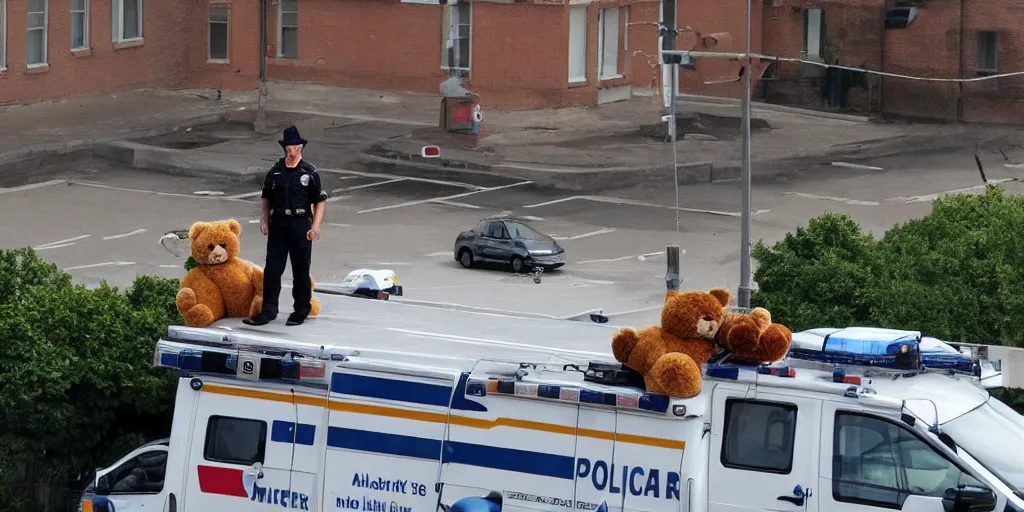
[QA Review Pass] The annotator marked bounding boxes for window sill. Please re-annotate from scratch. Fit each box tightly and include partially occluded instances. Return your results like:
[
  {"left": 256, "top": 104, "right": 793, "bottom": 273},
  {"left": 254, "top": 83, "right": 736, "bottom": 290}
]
[
  {"left": 207, "top": 58, "right": 230, "bottom": 65},
  {"left": 72, "top": 48, "right": 92, "bottom": 57},
  {"left": 113, "top": 38, "right": 145, "bottom": 50},
  {"left": 26, "top": 64, "right": 49, "bottom": 75},
  {"left": 599, "top": 73, "right": 623, "bottom": 81},
  {"left": 568, "top": 78, "right": 588, "bottom": 88}
]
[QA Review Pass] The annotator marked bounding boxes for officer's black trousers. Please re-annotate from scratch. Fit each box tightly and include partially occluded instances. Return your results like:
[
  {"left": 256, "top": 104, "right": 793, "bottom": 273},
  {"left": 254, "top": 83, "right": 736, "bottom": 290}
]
[{"left": 262, "top": 215, "right": 313, "bottom": 318}]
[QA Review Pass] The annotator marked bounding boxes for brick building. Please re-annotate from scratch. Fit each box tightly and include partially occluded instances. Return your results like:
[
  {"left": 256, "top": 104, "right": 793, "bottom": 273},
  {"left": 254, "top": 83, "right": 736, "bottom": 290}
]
[
  {"left": 0, "top": 0, "right": 1020, "bottom": 123},
  {"left": 0, "top": 0, "right": 676, "bottom": 110},
  {"left": 752, "top": 0, "right": 1024, "bottom": 124}
]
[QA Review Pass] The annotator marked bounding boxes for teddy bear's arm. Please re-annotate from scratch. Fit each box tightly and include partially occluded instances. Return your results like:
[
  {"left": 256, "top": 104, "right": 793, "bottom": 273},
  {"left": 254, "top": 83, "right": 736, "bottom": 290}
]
[
  {"left": 646, "top": 352, "right": 703, "bottom": 398},
  {"left": 177, "top": 270, "right": 225, "bottom": 327}
]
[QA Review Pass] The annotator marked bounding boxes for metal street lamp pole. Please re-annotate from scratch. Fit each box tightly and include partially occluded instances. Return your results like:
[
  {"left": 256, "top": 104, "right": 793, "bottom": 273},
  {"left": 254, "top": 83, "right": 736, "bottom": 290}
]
[
  {"left": 737, "top": 0, "right": 753, "bottom": 308},
  {"left": 255, "top": 0, "right": 269, "bottom": 132}
]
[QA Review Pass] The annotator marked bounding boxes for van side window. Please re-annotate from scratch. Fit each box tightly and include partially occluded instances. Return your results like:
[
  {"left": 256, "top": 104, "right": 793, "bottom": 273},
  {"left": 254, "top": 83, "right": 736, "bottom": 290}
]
[
  {"left": 101, "top": 451, "right": 167, "bottom": 495},
  {"left": 204, "top": 416, "right": 268, "bottom": 466},
  {"left": 721, "top": 399, "right": 797, "bottom": 474},
  {"left": 833, "top": 412, "right": 965, "bottom": 509}
]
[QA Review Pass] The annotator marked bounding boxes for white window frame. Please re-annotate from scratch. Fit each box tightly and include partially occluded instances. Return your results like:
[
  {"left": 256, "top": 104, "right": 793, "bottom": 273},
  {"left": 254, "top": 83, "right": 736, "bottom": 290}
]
[
  {"left": 277, "top": 0, "right": 297, "bottom": 59},
  {"left": 441, "top": 0, "right": 471, "bottom": 73},
  {"left": 977, "top": 31, "right": 997, "bottom": 75},
  {"left": 26, "top": 0, "right": 48, "bottom": 67},
  {"left": 803, "top": 8, "right": 824, "bottom": 61},
  {"left": 0, "top": 0, "right": 7, "bottom": 69},
  {"left": 597, "top": 7, "right": 621, "bottom": 79},
  {"left": 71, "top": 0, "right": 89, "bottom": 50},
  {"left": 111, "top": 0, "right": 143, "bottom": 43},
  {"left": 207, "top": 6, "right": 229, "bottom": 63},
  {"left": 568, "top": 4, "right": 587, "bottom": 83}
]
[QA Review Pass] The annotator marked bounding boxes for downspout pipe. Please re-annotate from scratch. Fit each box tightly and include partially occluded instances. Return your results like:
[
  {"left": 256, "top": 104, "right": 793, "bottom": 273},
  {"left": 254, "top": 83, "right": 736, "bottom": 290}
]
[{"left": 956, "top": 0, "right": 965, "bottom": 120}]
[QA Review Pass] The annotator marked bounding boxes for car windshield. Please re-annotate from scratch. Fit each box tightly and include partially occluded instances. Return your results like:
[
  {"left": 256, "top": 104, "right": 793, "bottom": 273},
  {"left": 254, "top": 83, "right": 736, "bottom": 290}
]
[
  {"left": 942, "top": 397, "right": 1024, "bottom": 499},
  {"left": 504, "top": 222, "right": 539, "bottom": 240}
]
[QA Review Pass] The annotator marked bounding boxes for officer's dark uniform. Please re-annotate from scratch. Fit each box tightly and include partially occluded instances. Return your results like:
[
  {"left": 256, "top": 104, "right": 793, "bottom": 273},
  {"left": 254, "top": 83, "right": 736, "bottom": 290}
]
[{"left": 245, "top": 126, "right": 328, "bottom": 326}]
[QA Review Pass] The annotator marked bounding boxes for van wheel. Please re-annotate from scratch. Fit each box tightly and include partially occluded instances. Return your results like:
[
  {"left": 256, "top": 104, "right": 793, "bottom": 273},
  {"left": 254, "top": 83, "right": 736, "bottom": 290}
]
[{"left": 459, "top": 249, "right": 474, "bottom": 268}]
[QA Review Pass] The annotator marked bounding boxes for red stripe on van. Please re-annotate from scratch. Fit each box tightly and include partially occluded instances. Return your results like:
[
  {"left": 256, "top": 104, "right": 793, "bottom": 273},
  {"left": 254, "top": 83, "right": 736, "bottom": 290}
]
[{"left": 197, "top": 465, "right": 248, "bottom": 498}]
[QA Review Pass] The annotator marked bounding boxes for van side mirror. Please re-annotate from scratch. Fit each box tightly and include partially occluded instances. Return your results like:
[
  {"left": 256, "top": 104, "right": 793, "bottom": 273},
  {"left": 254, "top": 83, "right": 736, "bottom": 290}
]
[
  {"left": 95, "top": 475, "right": 112, "bottom": 496},
  {"left": 942, "top": 484, "right": 998, "bottom": 512}
]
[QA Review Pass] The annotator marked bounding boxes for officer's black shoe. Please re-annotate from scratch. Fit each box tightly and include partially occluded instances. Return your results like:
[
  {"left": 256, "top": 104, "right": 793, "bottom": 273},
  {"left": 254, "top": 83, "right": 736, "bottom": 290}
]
[
  {"left": 243, "top": 313, "right": 275, "bottom": 326},
  {"left": 286, "top": 312, "right": 307, "bottom": 326}
]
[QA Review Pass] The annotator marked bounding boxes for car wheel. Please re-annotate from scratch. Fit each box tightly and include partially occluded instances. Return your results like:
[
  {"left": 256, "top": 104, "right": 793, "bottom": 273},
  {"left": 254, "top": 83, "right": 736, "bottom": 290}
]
[
  {"left": 511, "top": 256, "right": 526, "bottom": 273},
  {"left": 458, "top": 249, "right": 474, "bottom": 269}
]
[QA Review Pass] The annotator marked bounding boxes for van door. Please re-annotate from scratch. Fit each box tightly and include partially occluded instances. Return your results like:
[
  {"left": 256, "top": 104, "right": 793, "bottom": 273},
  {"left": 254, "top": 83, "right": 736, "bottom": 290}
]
[
  {"left": 610, "top": 409, "right": 688, "bottom": 512},
  {"left": 182, "top": 383, "right": 298, "bottom": 510},
  {"left": 441, "top": 375, "right": 579, "bottom": 512},
  {"left": 574, "top": 407, "right": 617, "bottom": 512},
  {"left": 290, "top": 392, "right": 330, "bottom": 512},
  {"left": 817, "top": 401, "right": 988, "bottom": 512},
  {"left": 708, "top": 386, "right": 822, "bottom": 512},
  {"left": 324, "top": 368, "right": 458, "bottom": 512}
]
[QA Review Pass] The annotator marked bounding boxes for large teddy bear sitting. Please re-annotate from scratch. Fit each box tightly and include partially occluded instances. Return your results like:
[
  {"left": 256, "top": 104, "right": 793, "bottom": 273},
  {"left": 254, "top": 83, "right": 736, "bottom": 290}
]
[
  {"left": 611, "top": 287, "right": 792, "bottom": 398},
  {"left": 175, "top": 219, "right": 321, "bottom": 327}
]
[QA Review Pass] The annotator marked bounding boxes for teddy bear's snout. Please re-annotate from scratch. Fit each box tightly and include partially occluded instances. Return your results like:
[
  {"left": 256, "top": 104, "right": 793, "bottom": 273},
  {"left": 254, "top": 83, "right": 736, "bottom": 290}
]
[
  {"left": 206, "top": 245, "right": 228, "bottom": 264},
  {"left": 697, "top": 316, "right": 720, "bottom": 339}
]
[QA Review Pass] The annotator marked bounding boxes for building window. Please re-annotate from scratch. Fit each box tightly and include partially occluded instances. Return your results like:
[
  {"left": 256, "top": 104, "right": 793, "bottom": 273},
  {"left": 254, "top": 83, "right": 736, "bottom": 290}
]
[
  {"left": 721, "top": 399, "right": 797, "bottom": 474},
  {"left": 208, "top": 6, "right": 228, "bottom": 61},
  {"left": 803, "top": 8, "right": 825, "bottom": 60},
  {"left": 0, "top": 0, "right": 7, "bottom": 69},
  {"left": 568, "top": 5, "right": 587, "bottom": 83},
  {"left": 26, "top": 0, "right": 47, "bottom": 66},
  {"left": 277, "top": 0, "right": 297, "bottom": 59},
  {"left": 441, "top": 0, "right": 471, "bottom": 73},
  {"left": 977, "top": 31, "right": 997, "bottom": 75},
  {"left": 598, "top": 8, "right": 620, "bottom": 79},
  {"left": 204, "top": 416, "right": 267, "bottom": 466},
  {"left": 833, "top": 412, "right": 966, "bottom": 509},
  {"left": 111, "top": 0, "right": 142, "bottom": 42},
  {"left": 71, "top": 0, "right": 88, "bottom": 50}
]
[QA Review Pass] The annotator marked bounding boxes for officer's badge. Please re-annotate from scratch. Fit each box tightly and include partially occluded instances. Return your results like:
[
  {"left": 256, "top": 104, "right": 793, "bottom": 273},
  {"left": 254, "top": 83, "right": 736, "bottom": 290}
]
[{"left": 300, "top": 174, "right": 310, "bottom": 186}]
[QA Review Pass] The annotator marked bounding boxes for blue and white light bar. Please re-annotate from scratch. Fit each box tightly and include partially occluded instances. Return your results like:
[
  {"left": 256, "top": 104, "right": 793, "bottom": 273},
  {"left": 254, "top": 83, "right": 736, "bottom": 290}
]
[
  {"left": 788, "top": 327, "right": 922, "bottom": 370},
  {"left": 919, "top": 337, "right": 980, "bottom": 375},
  {"left": 153, "top": 339, "right": 330, "bottom": 387},
  {"left": 464, "top": 377, "right": 671, "bottom": 414}
]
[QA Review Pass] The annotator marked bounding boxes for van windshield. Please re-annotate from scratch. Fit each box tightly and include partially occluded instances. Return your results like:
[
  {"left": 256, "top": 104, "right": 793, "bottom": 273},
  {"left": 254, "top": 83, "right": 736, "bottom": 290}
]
[{"left": 942, "top": 397, "right": 1024, "bottom": 499}]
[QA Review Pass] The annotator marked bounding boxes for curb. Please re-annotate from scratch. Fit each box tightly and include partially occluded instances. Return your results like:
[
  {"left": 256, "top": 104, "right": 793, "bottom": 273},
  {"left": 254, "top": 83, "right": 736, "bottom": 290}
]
[
  {"left": 675, "top": 93, "right": 874, "bottom": 124},
  {"left": 0, "top": 111, "right": 234, "bottom": 176},
  {"left": 92, "top": 140, "right": 259, "bottom": 180}
]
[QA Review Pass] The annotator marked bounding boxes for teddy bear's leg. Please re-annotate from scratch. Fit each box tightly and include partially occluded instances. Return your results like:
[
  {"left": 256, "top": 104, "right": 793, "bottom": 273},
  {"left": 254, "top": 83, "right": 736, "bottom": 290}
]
[
  {"left": 755, "top": 323, "right": 793, "bottom": 363},
  {"left": 177, "top": 288, "right": 218, "bottom": 328},
  {"left": 309, "top": 297, "right": 321, "bottom": 317},
  {"left": 249, "top": 295, "right": 264, "bottom": 320},
  {"left": 721, "top": 316, "right": 763, "bottom": 355},
  {"left": 646, "top": 352, "right": 703, "bottom": 398}
]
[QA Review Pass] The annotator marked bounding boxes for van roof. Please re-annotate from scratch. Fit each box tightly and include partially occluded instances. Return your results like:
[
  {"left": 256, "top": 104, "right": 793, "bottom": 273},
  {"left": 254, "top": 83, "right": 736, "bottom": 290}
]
[{"left": 166, "top": 291, "right": 620, "bottom": 371}]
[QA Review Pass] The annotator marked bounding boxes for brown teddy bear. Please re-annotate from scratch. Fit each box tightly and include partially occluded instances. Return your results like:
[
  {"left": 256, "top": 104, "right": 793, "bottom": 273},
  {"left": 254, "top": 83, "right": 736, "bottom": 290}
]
[
  {"left": 715, "top": 305, "right": 792, "bottom": 366},
  {"left": 175, "top": 219, "right": 321, "bottom": 327},
  {"left": 611, "top": 287, "right": 791, "bottom": 398}
]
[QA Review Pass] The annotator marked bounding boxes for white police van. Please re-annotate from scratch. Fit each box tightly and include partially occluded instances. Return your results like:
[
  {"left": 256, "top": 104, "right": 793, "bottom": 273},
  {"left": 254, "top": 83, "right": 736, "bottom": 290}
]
[{"left": 80, "top": 293, "right": 1024, "bottom": 512}]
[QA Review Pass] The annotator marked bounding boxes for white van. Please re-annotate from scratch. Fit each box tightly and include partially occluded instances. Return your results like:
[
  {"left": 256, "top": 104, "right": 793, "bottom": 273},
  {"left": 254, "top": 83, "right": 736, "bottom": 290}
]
[{"left": 80, "top": 293, "right": 1024, "bottom": 512}]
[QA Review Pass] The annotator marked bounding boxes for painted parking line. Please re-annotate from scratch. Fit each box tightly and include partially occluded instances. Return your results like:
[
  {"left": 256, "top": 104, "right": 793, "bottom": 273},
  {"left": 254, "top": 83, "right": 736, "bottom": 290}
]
[
  {"left": 0, "top": 179, "right": 68, "bottom": 195},
  {"left": 224, "top": 191, "right": 262, "bottom": 200},
  {"left": 64, "top": 261, "right": 136, "bottom": 271},
  {"left": 331, "top": 178, "right": 408, "bottom": 194},
  {"left": 784, "top": 192, "right": 880, "bottom": 206},
  {"left": 551, "top": 228, "right": 617, "bottom": 241},
  {"left": 524, "top": 195, "right": 768, "bottom": 218},
  {"left": 424, "top": 251, "right": 450, "bottom": 257},
  {"left": 434, "top": 200, "right": 483, "bottom": 209},
  {"left": 68, "top": 181, "right": 252, "bottom": 202},
  {"left": 358, "top": 181, "right": 533, "bottom": 214},
  {"left": 320, "top": 169, "right": 486, "bottom": 191},
  {"left": 35, "top": 243, "right": 77, "bottom": 251},
  {"left": 887, "top": 178, "right": 1017, "bottom": 203},
  {"left": 576, "top": 251, "right": 666, "bottom": 265},
  {"left": 34, "top": 234, "right": 91, "bottom": 250},
  {"left": 103, "top": 229, "right": 148, "bottom": 241}
]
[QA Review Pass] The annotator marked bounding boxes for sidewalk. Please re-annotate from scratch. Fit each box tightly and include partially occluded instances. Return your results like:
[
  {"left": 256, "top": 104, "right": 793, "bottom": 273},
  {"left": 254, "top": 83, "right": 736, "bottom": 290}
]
[{"left": 1, "top": 81, "right": 1018, "bottom": 190}]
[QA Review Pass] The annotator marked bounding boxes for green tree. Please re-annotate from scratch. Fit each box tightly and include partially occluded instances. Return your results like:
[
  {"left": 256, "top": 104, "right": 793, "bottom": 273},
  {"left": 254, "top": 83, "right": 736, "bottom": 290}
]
[
  {"left": 752, "top": 186, "right": 1024, "bottom": 348},
  {"left": 0, "top": 248, "right": 181, "bottom": 512}
]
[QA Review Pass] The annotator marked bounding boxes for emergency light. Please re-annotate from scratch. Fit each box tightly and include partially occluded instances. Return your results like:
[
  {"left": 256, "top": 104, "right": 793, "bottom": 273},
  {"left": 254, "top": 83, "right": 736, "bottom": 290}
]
[
  {"left": 465, "top": 377, "right": 672, "bottom": 414},
  {"left": 153, "top": 339, "right": 334, "bottom": 388},
  {"left": 788, "top": 327, "right": 922, "bottom": 370}
]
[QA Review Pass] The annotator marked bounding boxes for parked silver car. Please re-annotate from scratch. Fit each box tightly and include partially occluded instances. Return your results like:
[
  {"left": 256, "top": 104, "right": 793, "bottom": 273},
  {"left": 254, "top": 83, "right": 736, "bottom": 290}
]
[{"left": 453, "top": 217, "right": 566, "bottom": 273}]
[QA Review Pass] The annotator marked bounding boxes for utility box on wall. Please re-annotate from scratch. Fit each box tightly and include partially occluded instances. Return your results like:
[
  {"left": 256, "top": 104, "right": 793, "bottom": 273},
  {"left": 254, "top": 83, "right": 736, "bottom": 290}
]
[{"left": 440, "top": 95, "right": 481, "bottom": 134}]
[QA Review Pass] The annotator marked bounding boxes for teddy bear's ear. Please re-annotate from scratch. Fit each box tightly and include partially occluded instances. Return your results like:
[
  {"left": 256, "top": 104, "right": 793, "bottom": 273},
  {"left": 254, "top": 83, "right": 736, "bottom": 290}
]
[
  {"left": 188, "top": 222, "right": 208, "bottom": 240},
  {"left": 225, "top": 219, "right": 242, "bottom": 237},
  {"left": 709, "top": 287, "right": 732, "bottom": 307}
]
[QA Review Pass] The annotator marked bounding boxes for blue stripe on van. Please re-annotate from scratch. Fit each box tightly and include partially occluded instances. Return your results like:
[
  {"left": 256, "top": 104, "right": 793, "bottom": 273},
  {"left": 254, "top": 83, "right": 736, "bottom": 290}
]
[
  {"left": 325, "top": 427, "right": 575, "bottom": 480},
  {"left": 331, "top": 373, "right": 453, "bottom": 407},
  {"left": 327, "top": 427, "right": 443, "bottom": 460},
  {"left": 271, "top": 420, "right": 316, "bottom": 446}
]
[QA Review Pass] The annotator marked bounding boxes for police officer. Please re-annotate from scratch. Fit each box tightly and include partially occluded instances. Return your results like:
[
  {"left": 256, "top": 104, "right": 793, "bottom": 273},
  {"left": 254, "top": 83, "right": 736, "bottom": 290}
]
[{"left": 244, "top": 125, "right": 328, "bottom": 327}]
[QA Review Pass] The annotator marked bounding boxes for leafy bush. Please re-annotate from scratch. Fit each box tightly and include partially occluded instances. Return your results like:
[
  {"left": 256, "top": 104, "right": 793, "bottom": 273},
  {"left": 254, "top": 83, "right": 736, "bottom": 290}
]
[
  {"left": 0, "top": 248, "right": 181, "bottom": 511},
  {"left": 753, "top": 186, "right": 1024, "bottom": 348}
]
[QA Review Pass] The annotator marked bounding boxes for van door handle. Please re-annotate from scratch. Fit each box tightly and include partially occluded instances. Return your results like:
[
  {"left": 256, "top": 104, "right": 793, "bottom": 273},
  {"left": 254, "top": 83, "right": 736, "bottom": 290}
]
[{"left": 776, "top": 495, "right": 804, "bottom": 506}]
